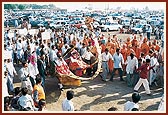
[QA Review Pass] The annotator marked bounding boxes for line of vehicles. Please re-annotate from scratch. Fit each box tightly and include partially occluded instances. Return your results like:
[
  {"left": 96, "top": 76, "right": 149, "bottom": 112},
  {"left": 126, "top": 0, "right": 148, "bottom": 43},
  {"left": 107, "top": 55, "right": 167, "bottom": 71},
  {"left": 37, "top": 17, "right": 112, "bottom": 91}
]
[{"left": 4, "top": 9, "right": 164, "bottom": 34}]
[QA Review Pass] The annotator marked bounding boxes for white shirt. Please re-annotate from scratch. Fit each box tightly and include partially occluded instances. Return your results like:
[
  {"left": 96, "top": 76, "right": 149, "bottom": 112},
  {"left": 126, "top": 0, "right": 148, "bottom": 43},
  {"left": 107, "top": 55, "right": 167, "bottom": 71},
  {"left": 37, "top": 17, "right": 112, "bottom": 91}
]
[
  {"left": 126, "top": 56, "right": 138, "bottom": 74},
  {"left": 18, "top": 94, "right": 35, "bottom": 110},
  {"left": 28, "top": 63, "right": 39, "bottom": 79},
  {"left": 150, "top": 56, "right": 159, "bottom": 71},
  {"left": 6, "top": 62, "right": 17, "bottom": 77},
  {"left": 113, "top": 53, "right": 124, "bottom": 68},
  {"left": 62, "top": 45, "right": 69, "bottom": 55},
  {"left": 17, "top": 42, "right": 23, "bottom": 51},
  {"left": 124, "top": 101, "right": 139, "bottom": 111},
  {"left": 82, "top": 51, "right": 94, "bottom": 60},
  {"left": 4, "top": 50, "right": 11, "bottom": 59},
  {"left": 3, "top": 75, "right": 9, "bottom": 97},
  {"left": 62, "top": 98, "right": 74, "bottom": 111},
  {"left": 76, "top": 42, "right": 82, "bottom": 50},
  {"left": 49, "top": 49, "right": 58, "bottom": 61},
  {"left": 101, "top": 52, "right": 113, "bottom": 62},
  {"left": 18, "top": 67, "right": 33, "bottom": 92},
  {"left": 22, "top": 40, "right": 27, "bottom": 51},
  {"left": 18, "top": 67, "right": 29, "bottom": 80},
  {"left": 7, "top": 45, "right": 13, "bottom": 59}
]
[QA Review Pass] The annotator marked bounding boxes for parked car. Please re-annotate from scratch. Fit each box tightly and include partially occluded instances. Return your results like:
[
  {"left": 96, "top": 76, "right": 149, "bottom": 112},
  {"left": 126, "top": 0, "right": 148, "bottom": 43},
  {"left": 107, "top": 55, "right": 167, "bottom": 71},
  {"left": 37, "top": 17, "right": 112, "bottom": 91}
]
[
  {"left": 30, "top": 19, "right": 44, "bottom": 28},
  {"left": 120, "top": 18, "right": 131, "bottom": 28},
  {"left": 69, "top": 21, "right": 86, "bottom": 29},
  {"left": 49, "top": 21, "right": 67, "bottom": 29},
  {"left": 4, "top": 19, "right": 21, "bottom": 27},
  {"left": 112, "top": 13, "right": 124, "bottom": 20},
  {"left": 71, "top": 17, "right": 85, "bottom": 24},
  {"left": 131, "top": 24, "right": 152, "bottom": 34},
  {"left": 37, "top": 20, "right": 54, "bottom": 29},
  {"left": 100, "top": 22, "right": 123, "bottom": 32},
  {"left": 146, "top": 15, "right": 161, "bottom": 22},
  {"left": 54, "top": 17, "right": 70, "bottom": 22}
]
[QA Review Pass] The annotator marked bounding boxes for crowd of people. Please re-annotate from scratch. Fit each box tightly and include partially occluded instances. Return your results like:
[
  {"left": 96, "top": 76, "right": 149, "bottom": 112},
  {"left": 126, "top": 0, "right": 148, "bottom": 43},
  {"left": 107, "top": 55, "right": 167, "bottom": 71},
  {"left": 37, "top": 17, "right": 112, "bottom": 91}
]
[{"left": 3, "top": 19, "right": 164, "bottom": 111}]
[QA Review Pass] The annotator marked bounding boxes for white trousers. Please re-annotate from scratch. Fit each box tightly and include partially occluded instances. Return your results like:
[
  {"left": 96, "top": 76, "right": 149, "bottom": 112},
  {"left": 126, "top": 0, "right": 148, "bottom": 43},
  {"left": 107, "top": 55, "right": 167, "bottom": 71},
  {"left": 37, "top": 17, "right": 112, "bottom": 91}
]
[{"left": 134, "top": 78, "right": 151, "bottom": 94}]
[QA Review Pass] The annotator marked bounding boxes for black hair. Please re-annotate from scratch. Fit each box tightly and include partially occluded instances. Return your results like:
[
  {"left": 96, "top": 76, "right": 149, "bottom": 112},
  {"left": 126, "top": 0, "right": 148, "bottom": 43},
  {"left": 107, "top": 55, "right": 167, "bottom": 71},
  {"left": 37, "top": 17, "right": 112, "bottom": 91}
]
[
  {"left": 35, "top": 76, "right": 42, "bottom": 84},
  {"left": 138, "top": 58, "right": 142, "bottom": 62},
  {"left": 132, "top": 92, "right": 141, "bottom": 103},
  {"left": 131, "top": 108, "right": 139, "bottom": 111},
  {"left": 21, "top": 87, "right": 28, "bottom": 96},
  {"left": 4, "top": 96, "right": 11, "bottom": 105},
  {"left": 141, "top": 52, "right": 144, "bottom": 57},
  {"left": 22, "top": 61, "right": 27, "bottom": 66},
  {"left": 51, "top": 45, "right": 55, "bottom": 49},
  {"left": 146, "top": 59, "right": 151, "bottom": 63},
  {"left": 4, "top": 96, "right": 11, "bottom": 111},
  {"left": 105, "top": 48, "right": 109, "bottom": 52},
  {"left": 116, "top": 48, "right": 120, "bottom": 52},
  {"left": 67, "top": 90, "right": 74, "bottom": 100},
  {"left": 130, "top": 53, "right": 134, "bottom": 59},
  {"left": 108, "top": 107, "right": 118, "bottom": 111},
  {"left": 38, "top": 99, "right": 46, "bottom": 107},
  {"left": 14, "top": 87, "right": 21, "bottom": 96}
]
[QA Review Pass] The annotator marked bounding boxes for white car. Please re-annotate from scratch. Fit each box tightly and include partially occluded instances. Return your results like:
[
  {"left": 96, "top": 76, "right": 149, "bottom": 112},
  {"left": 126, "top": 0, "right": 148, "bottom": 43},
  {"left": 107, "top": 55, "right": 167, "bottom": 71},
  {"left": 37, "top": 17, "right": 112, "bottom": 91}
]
[
  {"left": 131, "top": 24, "right": 152, "bottom": 34},
  {"left": 100, "top": 22, "right": 123, "bottom": 32},
  {"left": 49, "top": 21, "right": 67, "bottom": 29}
]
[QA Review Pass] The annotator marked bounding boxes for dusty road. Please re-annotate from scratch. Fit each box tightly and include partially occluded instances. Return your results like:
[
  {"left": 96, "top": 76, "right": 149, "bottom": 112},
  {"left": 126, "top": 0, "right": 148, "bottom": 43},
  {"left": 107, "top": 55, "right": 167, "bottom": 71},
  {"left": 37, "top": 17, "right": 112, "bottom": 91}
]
[{"left": 14, "top": 69, "right": 164, "bottom": 111}]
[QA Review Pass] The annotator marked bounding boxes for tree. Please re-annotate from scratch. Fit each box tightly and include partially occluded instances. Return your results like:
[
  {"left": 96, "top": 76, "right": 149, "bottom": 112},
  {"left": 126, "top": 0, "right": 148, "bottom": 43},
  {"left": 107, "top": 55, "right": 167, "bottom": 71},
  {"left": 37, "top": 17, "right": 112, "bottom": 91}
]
[
  {"left": 18, "top": 4, "right": 25, "bottom": 10},
  {"left": 4, "top": 4, "right": 16, "bottom": 10}
]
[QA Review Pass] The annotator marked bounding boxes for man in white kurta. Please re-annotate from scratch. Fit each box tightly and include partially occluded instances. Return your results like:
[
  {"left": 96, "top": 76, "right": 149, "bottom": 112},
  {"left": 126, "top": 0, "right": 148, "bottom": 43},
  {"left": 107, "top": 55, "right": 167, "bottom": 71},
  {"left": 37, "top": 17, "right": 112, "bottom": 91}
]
[
  {"left": 6, "top": 58, "right": 17, "bottom": 92},
  {"left": 49, "top": 45, "right": 58, "bottom": 62},
  {"left": 125, "top": 53, "right": 138, "bottom": 87},
  {"left": 18, "top": 62, "right": 33, "bottom": 95},
  {"left": 124, "top": 92, "right": 141, "bottom": 111},
  {"left": 3, "top": 71, "right": 10, "bottom": 97},
  {"left": 18, "top": 87, "right": 35, "bottom": 111},
  {"left": 101, "top": 48, "right": 113, "bottom": 81},
  {"left": 16, "top": 40, "right": 24, "bottom": 62},
  {"left": 62, "top": 90, "right": 74, "bottom": 111},
  {"left": 110, "top": 48, "right": 125, "bottom": 81}
]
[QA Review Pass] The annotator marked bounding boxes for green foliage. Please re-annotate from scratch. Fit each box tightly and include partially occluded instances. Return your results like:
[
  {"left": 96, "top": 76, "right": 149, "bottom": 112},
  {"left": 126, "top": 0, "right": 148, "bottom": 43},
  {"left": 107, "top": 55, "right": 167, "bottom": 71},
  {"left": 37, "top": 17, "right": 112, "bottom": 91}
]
[
  {"left": 4, "top": 4, "right": 16, "bottom": 10},
  {"left": 18, "top": 4, "right": 25, "bottom": 10},
  {"left": 4, "top": 4, "right": 56, "bottom": 10}
]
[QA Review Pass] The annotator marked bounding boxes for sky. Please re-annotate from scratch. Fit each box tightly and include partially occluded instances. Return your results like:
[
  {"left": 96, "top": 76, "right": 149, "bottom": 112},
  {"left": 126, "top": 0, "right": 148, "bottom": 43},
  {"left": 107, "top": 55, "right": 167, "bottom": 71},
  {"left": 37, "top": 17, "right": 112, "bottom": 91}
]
[
  {"left": 3, "top": 2, "right": 165, "bottom": 11},
  {"left": 52, "top": 2, "right": 165, "bottom": 11}
]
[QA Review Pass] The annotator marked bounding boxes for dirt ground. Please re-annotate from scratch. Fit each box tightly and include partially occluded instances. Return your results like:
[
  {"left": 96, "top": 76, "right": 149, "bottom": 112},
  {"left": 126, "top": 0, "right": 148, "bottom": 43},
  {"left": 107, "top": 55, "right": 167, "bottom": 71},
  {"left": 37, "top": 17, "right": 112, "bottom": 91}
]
[
  {"left": 11, "top": 30, "right": 164, "bottom": 112},
  {"left": 14, "top": 72, "right": 164, "bottom": 111}
]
